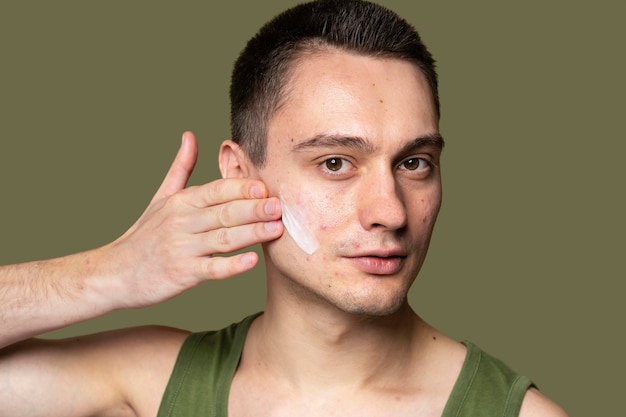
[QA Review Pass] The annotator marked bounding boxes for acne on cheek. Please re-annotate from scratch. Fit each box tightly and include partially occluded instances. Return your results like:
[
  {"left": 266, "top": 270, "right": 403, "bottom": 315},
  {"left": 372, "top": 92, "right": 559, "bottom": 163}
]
[
  {"left": 278, "top": 184, "right": 349, "bottom": 255},
  {"left": 279, "top": 188, "right": 345, "bottom": 256}
]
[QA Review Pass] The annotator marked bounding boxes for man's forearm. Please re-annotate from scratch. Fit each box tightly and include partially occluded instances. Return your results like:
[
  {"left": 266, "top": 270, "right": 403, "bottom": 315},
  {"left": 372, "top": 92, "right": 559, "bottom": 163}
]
[{"left": 0, "top": 248, "right": 118, "bottom": 348}]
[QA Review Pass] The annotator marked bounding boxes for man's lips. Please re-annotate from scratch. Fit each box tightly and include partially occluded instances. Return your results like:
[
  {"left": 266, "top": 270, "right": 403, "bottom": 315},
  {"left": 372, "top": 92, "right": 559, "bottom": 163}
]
[{"left": 344, "top": 254, "right": 407, "bottom": 275}]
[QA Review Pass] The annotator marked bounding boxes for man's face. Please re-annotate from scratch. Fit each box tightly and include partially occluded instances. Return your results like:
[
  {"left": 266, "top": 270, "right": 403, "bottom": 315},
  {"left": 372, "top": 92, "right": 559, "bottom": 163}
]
[{"left": 253, "top": 50, "right": 442, "bottom": 316}]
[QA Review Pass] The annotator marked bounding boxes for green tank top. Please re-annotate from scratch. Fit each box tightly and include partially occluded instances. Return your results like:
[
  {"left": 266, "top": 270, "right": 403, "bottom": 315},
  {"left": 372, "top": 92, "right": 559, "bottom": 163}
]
[{"left": 157, "top": 314, "right": 534, "bottom": 417}]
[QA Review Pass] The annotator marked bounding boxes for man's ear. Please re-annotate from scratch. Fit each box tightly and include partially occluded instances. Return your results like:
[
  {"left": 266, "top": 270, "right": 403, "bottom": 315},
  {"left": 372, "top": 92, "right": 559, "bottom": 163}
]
[{"left": 219, "top": 140, "right": 253, "bottom": 178}]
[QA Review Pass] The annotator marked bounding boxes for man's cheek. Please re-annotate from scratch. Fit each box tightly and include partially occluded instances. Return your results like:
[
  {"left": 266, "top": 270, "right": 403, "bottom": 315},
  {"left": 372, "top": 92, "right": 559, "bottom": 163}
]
[
  {"left": 280, "top": 192, "right": 320, "bottom": 255},
  {"left": 278, "top": 185, "right": 324, "bottom": 255}
]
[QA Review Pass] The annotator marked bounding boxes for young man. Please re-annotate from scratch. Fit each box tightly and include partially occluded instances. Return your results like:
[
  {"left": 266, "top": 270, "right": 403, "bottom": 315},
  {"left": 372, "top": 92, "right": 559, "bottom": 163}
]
[{"left": 0, "top": 1, "right": 568, "bottom": 416}]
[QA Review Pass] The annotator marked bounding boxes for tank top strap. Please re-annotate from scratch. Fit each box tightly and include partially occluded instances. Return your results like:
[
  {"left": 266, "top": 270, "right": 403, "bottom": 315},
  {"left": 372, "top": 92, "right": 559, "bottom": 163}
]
[
  {"left": 157, "top": 313, "right": 260, "bottom": 417},
  {"left": 442, "top": 341, "right": 534, "bottom": 417}
]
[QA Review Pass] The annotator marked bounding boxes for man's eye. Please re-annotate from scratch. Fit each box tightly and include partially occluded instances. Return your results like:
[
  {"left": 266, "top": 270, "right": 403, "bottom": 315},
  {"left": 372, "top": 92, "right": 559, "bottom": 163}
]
[
  {"left": 402, "top": 158, "right": 428, "bottom": 171},
  {"left": 324, "top": 158, "right": 343, "bottom": 171}
]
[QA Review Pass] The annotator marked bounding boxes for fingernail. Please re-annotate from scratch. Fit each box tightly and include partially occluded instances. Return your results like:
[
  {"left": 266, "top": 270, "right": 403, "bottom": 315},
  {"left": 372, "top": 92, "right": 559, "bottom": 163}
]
[
  {"left": 241, "top": 252, "right": 257, "bottom": 267},
  {"left": 250, "top": 185, "right": 264, "bottom": 199},
  {"left": 265, "top": 220, "right": 280, "bottom": 232},
  {"left": 264, "top": 200, "right": 277, "bottom": 215}
]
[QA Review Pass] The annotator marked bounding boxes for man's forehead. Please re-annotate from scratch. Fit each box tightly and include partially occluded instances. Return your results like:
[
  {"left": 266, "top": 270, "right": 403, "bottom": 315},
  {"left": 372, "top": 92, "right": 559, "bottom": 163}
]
[
  {"left": 267, "top": 51, "right": 439, "bottom": 147},
  {"left": 278, "top": 50, "right": 436, "bottom": 117}
]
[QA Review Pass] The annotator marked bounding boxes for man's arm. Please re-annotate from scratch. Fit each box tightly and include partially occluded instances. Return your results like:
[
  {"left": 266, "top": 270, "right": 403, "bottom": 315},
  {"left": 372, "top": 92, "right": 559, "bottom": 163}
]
[
  {"left": 0, "top": 131, "right": 283, "bottom": 348},
  {"left": 0, "top": 325, "right": 189, "bottom": 417}
]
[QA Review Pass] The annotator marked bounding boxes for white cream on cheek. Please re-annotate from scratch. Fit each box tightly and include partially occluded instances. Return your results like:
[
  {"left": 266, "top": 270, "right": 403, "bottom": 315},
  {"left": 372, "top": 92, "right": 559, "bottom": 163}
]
[{"left": 279, "top": 189, "right": 320, "bottom": 255}]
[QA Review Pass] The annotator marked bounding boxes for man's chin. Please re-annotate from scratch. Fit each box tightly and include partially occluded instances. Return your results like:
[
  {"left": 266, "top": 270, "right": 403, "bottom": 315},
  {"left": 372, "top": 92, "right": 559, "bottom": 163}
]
[{"left": 334, "top": 293, "right": 409, "bottom": 318}]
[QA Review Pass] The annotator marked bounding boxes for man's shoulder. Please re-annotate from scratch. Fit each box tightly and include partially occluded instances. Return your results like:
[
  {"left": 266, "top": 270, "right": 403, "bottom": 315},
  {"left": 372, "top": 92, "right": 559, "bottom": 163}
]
[
  {"left": 90, "top": 325, "right": 191, "bottom": 380},
  {"left": 431, "top": 338, "right": 568, "bottom": 417},
  {"left": 0, "top": 325, "right": 191, "bottom": 417},
  {"left": 85, "top": 325, "right": 191, "bottom": 416},
  {"left": 519, "top": 388, "right": 569, "bottom": 417},
  {"left": 419, "top": 329, "right": 567, "bottom": 417}
]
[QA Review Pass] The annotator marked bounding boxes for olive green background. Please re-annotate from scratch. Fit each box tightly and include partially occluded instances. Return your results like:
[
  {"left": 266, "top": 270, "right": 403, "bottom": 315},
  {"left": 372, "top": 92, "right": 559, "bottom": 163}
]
[{"left": 1, "top": 1, "right": 623, "bottom": 415}]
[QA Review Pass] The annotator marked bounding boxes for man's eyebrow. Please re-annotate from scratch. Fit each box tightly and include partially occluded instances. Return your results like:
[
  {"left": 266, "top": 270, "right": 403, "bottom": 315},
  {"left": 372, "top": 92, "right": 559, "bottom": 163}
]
[
  {"left": 292, "top": 132, "right": 445, "bottom": 153},
  {"left": 292, "top": 134, "right": 376, "bottom": 153},
  {"left": 397, "top": 133, "right": 445, "bottom": 155}
]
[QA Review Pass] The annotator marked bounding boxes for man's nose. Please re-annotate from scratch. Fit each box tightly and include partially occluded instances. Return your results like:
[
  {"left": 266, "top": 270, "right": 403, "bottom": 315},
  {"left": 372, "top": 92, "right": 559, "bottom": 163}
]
[{"left": 357, "top": 170, "right": 408, "bottom": 231}]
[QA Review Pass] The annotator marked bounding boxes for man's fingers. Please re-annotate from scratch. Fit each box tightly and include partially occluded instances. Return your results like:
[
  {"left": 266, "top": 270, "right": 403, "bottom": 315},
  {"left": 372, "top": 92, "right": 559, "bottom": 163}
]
[
  {"left": 181, "top": 197, "right": 281, "bottom": 234},
  {"left": 194, "top": 220, "right": 283, "bottom": 256},
  {"left": 150, "top": 131, "right": 199, "bottom": 204},
  {"left": 188, "top": 178, "right": 269, "bottom": 208},
  {"left": 196, "top": 252, "right": 260, "bottom": 281},
  {"left": 214, "top": 197, "right": 282, "bottom": 228}
]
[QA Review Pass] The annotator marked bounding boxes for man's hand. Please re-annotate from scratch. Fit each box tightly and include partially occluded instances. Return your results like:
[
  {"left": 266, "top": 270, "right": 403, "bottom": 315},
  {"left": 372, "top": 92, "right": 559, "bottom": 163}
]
[
  {"left": 0, "top": 131, "right": 282, "bottom": 347},
  {"left": 103, "top": 131, "right": 283, "bottom": 308}
]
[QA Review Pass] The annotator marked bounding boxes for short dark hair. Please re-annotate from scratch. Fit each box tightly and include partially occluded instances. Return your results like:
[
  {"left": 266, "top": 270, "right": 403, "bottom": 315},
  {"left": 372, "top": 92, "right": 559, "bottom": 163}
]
[{"left": 230, "top": 0, "right": 439, "bottom": 166}]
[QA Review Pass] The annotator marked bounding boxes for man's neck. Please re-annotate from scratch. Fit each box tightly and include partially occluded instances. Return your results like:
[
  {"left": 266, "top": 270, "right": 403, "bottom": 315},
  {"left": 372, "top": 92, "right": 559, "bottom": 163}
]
[{"left": 245, "top": 300, "right": 430, "bottom": 392}]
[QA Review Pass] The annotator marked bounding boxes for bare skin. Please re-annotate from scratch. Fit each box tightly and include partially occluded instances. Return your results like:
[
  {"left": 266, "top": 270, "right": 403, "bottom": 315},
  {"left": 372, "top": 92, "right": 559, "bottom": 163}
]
[{"left": 0, "top": 53, "right": 568, "bottom": 416}]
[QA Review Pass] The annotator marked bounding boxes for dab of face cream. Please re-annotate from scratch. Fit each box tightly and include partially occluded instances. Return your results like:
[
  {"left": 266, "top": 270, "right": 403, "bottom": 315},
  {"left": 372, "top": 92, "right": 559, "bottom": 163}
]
[{"left": 279, "top": 191, "right": 319, "bottom": 255}]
